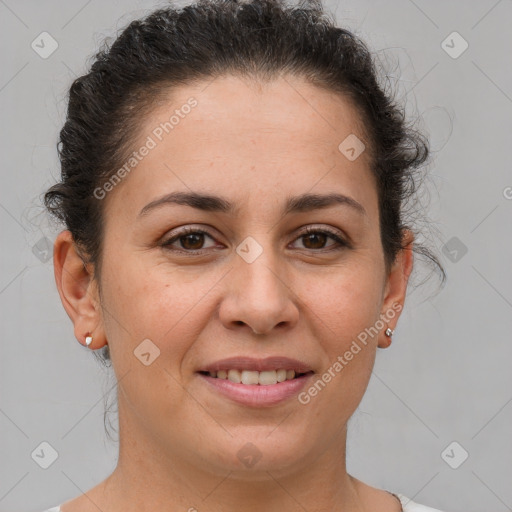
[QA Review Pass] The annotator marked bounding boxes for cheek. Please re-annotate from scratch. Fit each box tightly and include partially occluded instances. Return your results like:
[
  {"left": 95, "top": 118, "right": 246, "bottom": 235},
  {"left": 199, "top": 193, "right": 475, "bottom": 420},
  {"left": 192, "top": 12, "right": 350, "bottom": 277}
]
[
  {"left": 99, "top": 260, "right": 212, "bottom": 417},
  {"left": 298, "top": 275, "right": 380, "bottom": 411},
  {"left": 302, "top": 263, "right": 384, "bottom": 343},
  {"left": 101, "top": 256, "right": 223, "bottom": 361},
  {"left": 296, "top": 261, "right": 383, "bottom": 400}
]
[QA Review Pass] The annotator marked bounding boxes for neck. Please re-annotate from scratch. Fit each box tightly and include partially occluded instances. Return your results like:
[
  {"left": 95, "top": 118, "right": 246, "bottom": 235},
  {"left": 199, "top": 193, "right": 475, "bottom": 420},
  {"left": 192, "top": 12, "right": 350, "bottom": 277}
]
[{"left": 94, "top": 407, "right": 367, "bottom": 512}]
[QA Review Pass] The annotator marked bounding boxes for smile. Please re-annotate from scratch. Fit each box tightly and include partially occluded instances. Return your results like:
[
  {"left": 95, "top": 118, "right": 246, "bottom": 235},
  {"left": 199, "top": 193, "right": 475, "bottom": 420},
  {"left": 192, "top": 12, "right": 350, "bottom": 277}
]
[
  {"left": 199, "top": 369, "right": 312, "bottom": 385},
  {"left": 196, "top": 358, "right": 315, "bottom": 406}
]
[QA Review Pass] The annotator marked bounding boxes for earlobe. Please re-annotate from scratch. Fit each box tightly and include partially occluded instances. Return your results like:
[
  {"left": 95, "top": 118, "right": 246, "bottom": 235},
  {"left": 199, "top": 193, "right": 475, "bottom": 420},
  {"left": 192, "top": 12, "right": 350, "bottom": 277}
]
[
  {"left": 53, "top": 230, "right": 106, "bottom": 349},
  {"left": 378, "top": 229, "right": 414, "bottom": 349}
]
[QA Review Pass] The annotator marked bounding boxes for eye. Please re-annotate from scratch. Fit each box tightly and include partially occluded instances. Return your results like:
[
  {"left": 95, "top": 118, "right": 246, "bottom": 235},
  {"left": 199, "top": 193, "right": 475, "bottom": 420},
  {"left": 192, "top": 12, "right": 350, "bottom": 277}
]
[
  {"left": 161, "top": 226, "right": 218, "bottom": 253},
  {"left": 290, "top": 226, "right": 348, "bottom": 251},
  {"left": 160, "top": 225, "right": 348, "bottom": 255}
]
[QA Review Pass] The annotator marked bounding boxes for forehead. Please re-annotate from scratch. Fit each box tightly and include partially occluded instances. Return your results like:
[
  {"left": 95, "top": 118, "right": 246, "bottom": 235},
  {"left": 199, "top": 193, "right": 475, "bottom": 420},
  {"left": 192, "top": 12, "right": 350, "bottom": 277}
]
[
  {"left": 105, "top": 74, "right": 377, "bottom": 222},
  {"left": 148, "top": 74, "right": 370, "bottom": 150}
]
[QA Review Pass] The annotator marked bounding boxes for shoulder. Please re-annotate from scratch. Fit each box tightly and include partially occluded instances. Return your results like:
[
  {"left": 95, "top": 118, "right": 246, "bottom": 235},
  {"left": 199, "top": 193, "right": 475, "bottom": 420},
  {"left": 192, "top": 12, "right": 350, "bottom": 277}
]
[{"left": 397, "top": 493, "right": 446, "bottom": 512}]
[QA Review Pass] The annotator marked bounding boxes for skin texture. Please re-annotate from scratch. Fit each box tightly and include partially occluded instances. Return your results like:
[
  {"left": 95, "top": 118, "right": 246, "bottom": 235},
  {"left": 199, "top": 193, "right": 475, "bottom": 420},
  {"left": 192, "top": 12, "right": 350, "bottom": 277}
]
[{"left": 53, "top": 75, "right": 413, "bottom": 512}]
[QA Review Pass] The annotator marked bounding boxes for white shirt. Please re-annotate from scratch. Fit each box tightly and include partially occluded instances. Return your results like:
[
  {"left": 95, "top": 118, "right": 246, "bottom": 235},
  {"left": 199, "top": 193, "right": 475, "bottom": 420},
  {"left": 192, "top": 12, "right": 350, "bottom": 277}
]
[
  {"left": 41, "top": 494, "right": 445, "bottom": 511},
  {"left": 396, "top": 493, "right": 445, "bottom": 511}
]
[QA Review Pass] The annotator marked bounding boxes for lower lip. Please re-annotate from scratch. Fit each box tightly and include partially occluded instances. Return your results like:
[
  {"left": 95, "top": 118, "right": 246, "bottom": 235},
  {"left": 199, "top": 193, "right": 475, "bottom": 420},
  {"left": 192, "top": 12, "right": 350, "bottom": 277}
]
[{"left": 198, "top": 372, "right": 314, "bottom": 407}]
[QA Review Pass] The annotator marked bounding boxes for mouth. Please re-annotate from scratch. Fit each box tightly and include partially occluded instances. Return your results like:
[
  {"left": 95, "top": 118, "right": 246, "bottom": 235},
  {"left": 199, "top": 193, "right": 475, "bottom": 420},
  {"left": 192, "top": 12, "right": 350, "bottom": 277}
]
[
  {"left": 196, "top": 356, "right": 315, "bottom": 407},
  {"left": 198, "top": 369, "right": 313, "bottom": 385}
]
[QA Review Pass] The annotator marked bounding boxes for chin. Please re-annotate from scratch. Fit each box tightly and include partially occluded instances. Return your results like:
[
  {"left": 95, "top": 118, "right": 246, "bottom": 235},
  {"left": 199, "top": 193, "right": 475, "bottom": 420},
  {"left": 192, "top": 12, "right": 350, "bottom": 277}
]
[{"left": 198, "top": 429, "right": 316, "bottom": 478}]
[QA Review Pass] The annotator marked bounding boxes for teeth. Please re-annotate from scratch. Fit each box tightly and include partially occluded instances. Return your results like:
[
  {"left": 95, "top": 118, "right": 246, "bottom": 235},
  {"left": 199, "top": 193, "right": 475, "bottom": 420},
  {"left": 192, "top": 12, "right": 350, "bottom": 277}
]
[
  {"left": 241, "top": 370, "right": 259, "bottom": 385},
  {"left": 259, "top": 370, "right": 277, "bottom": 385},
  {"left": 206, "top": 369, "right": 303, "bottom": 385},
  {"left": 227, "top": 369, "right": 241, "bottom": 383}
]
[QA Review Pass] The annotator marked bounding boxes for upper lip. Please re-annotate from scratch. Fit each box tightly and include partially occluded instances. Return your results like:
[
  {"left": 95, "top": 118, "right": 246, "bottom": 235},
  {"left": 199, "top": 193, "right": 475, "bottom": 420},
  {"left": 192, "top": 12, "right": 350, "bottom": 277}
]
[{"left": 199, "top": 356, "right": 314, "bottom": 373}]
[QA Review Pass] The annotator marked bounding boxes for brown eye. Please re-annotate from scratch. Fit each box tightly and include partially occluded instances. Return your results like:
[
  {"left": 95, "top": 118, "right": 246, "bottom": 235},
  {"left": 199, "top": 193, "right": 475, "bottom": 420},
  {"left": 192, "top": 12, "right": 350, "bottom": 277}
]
[
  {"left": 301, "top": 232, "right": 328, "bottom": 249},
  {"left": 179, "top": 233, "right": 205, "bottom": 250},
  {"left": 291, "top": 227, "right": 347, "bottom": 252},
  {"left": 161, "top": 225, "right": 347, "bottom": 255},
  {"left": 161, "top": 227, "right": 217, "bottom": 252}
]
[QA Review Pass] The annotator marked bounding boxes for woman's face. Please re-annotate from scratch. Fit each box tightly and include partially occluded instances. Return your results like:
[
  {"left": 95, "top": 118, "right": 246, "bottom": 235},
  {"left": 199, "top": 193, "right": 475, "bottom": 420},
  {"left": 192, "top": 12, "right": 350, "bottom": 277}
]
[{"left": 57, "top": 75, "right": 412, "bottom": 478}]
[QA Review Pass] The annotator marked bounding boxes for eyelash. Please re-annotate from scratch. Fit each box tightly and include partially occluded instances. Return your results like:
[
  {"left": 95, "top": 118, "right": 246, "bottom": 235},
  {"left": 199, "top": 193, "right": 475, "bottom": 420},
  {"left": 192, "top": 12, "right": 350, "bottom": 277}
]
[{"left": 160, "top": 225, "right": 348, "bottom": 254}]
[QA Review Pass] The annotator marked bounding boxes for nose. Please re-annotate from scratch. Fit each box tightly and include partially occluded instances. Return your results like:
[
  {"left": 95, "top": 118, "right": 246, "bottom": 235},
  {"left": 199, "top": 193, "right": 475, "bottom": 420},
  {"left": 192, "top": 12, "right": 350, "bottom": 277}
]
[{"left": 218, "top": 246, "right": 299, "bottom": 336}]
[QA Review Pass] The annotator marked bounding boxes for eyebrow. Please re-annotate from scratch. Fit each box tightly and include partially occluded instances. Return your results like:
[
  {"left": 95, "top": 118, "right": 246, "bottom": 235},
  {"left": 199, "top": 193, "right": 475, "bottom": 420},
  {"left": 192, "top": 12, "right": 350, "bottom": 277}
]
[{"left": 138, "top": 191, "right": 367, "bottom": 218}]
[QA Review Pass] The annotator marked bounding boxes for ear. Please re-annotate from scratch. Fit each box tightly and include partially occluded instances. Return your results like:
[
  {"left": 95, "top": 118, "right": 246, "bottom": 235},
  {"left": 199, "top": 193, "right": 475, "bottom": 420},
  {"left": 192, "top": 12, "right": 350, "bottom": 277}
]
[
  {"left": 378, "top": 229, "right": 414, "bottom": 348},
  {"left": 53, "top": 230, "right": 106, "bottom": 350}
]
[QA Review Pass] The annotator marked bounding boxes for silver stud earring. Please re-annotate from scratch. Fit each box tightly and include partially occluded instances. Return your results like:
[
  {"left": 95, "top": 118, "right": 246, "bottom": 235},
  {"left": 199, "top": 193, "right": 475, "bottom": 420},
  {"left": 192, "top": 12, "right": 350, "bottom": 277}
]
[
  {"left": 85, "top": 335, "right": 93, "bottom": 347},
  {"left": 385, "top": 328, "right": 393, "bottom": 337}
]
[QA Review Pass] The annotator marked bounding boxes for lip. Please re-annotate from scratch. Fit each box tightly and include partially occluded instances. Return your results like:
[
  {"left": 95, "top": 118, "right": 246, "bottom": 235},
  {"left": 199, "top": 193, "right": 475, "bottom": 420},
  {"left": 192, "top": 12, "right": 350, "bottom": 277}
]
[
  {"left": 198, "top": 372, "right": 314, "bottom": 407},
  {"left": 198, "top": 356, "right": 313, "bottom": 373}
]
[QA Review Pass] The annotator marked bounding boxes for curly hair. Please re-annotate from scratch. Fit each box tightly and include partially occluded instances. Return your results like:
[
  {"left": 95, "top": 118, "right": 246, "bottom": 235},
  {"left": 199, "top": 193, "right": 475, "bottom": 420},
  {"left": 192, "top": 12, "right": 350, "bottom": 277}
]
[{"left": 44, "top": 0, "right": 446, "bottom": 370}]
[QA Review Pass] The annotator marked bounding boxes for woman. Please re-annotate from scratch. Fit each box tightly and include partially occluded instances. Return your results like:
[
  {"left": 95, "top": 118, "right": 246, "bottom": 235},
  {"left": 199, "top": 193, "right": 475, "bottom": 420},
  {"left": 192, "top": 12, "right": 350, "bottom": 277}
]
[{"left": 42, "top": 0, "right": 447, "bottom": 510}]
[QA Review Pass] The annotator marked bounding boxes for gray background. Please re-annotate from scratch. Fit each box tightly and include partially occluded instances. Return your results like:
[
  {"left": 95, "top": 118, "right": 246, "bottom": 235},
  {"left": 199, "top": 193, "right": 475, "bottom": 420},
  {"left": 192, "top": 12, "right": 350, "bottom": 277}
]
[{"left": 1, "top": 0, "right": 511, "bottom": 511}]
